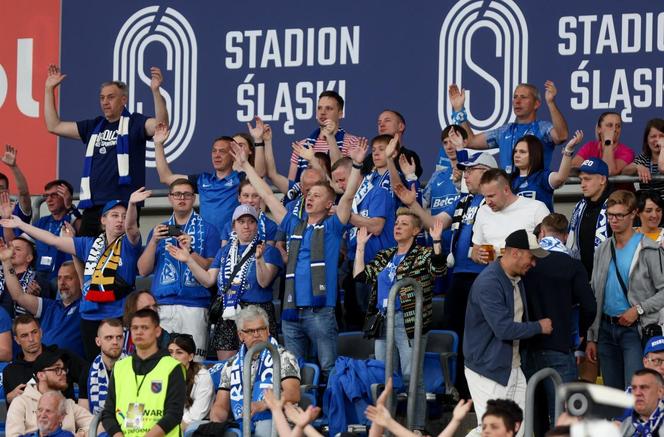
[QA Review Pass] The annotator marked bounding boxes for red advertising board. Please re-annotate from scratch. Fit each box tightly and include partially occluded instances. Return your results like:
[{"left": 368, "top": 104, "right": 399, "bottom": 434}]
[{"left": 0, "top": 0, "right": 60, "bottom": 195}]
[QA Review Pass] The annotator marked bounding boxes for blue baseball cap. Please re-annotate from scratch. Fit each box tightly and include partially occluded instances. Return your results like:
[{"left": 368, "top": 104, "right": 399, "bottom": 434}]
[
  {"left": 644, "top": 336, "right": 664, "bottom": 356},
  {"left": 102, "top": 200, "right": 128, "bottom": 215},
  {"left": 578, "top": 158, "right": 609, "bottom": 178},
  {"left": 456, "top": 151, "right": 498, "bottom": 170}
]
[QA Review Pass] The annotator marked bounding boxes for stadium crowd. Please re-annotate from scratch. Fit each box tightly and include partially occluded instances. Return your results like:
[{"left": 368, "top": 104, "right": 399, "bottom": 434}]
[{"left": 0, "top": 63, "right": 662, "bottom": 437}]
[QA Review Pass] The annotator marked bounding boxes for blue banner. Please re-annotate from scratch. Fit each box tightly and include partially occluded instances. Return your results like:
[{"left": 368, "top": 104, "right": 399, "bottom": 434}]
[{"left": 57, "top": 0, "right": 664, "bottom": 186}]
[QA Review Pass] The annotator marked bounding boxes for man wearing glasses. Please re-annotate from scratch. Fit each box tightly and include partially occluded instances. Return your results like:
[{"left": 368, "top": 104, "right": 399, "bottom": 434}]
[
  {"left": 6, "top": 348, "right": 92, "bottom": 436},
  {"left": 586, "top": 190, "right": 664, "bottom": 390},
  {"left": 138, "top": 178, "right": 219, "bottom": 361},
  {"left": 206, "top": 306, "right": 300, "bottom": 437}
]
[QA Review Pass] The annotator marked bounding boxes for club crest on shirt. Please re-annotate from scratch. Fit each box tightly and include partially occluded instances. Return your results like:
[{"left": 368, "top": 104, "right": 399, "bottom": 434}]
[{"left": 151, "top": 380, "right": 162, "bottom": 393}]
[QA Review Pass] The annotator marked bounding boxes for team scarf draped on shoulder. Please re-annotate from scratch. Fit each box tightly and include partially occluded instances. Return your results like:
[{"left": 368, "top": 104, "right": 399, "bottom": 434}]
[
  {"left": 79, "top": 107, "right": 132, "bottom": 209},
  {"left": 229, "top": 336, "right": 279, "bottom": 426},
  {"left": 218, "top": 233, "right": 259, "bottom": 320},
  {"left": 632, "top": 399, "right": 664, "bottom": 437},
  {"left": 568, "top": 197, "right": 608, "bottom": 259},
  {"left": 539, "top": 236, "right": 570, "bottom": 255},
  {"left": 157, "top": 212, "right": 206, "bottom": 288},
  {"left": 88, "top": 352, "right": 126, "bottom": 414},
  {"left": 85, "top": 234, "right": 128, "bottom": 302},
  {"left": 0, "top": 268, "right": 36, "bottom": 315}
]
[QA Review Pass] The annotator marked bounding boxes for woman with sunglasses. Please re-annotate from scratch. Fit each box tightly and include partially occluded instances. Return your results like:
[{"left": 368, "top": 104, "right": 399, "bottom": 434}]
[
  {"left": 168, "top": 204, "right": 283, "bottom": 360},
  {"left": 168, "top": 333, "right": 214, "bottom": 435}
]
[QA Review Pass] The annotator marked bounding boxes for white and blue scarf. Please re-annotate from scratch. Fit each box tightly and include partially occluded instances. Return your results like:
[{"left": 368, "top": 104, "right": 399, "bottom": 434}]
[
  {"left": 349, "top": 170, "right": 390, "bottom": 242},
  {"left": 87, "top": 352, "right": 126, "bottom": 414},
  {"left": 218, "top": 234, "right": 258, "bottom": 320},
  {"left": 79, "top": 107, "right": 132, "bottom": 209},
  {"left": 0, "top": 267, "right": 36, "bottom": 315},
  {"left": 632, "top": 399, "right": 664, "bottom": 437},
  {"left": 157, "top": 212, "right": 206, "bottom": 289},
  {"left": 539, "top": 236, "right": 570, "bottom": 255},
  {"left": 568, "top": 197, "right": 608, "bottom": 260},
  {"left": 229, "top": 336, "right": 279, "bottom": 425}
]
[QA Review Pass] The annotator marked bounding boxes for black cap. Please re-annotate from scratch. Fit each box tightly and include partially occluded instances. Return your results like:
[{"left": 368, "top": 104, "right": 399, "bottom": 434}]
[
  {"left": 504, "top": 229, "right": 549, "bottom": 258},
  {"left": 32, "top": 349, "right": 68, "bottom": 376}
]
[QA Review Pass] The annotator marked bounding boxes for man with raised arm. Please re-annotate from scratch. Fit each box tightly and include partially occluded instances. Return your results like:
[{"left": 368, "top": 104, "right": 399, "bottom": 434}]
[
  {"left": 44, "top": 65, "right": 167, "bottom": 235},
  {"left": 1, "top": 188, "right": 148, "bottom": 361},
  {"left": 448, "top": 81, "right": 568, "bottom": 172},
  {"left": 153, "top": 124, "right": 243, "bottom": 235},
  {"left": 230, "top": 138, "right": 367, "bottom": 379}
]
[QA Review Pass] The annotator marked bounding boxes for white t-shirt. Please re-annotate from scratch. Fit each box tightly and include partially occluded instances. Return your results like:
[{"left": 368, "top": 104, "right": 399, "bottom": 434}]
[{"left": 472, "top": 196, "right": 550, "bottom": 249}]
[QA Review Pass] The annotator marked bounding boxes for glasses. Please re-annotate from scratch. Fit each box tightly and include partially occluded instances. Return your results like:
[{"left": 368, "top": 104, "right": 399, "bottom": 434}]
[
  {"left": 169, "top": 192, "right": 195, "bottom": 200},
  {"left": 42, "top": 193, "right": 60, "bottom": 200},
  {"left": 42, "top": 366, "right": 68, "bottom": 375},
  {"left": 647, "top": 357, "right": 664, "bottom": 366},
  {"left": 607, "top": 211, "right": 633, "bottom": 220},
  {"left": 240, "top": 326, "right": 268, "bottom": 336}
]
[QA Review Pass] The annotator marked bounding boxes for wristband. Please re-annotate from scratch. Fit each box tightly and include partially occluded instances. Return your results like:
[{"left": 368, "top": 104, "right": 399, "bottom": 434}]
[
  {"left": 451, "top": 108, "right": 468, "bottom": 124},
  {"left": 352, "top": 162, "right": 363, "bottom": 170},
  {"left": 254, "top": 142, "right": 265, "bottom": 148},
  {"left": 405, "top": 173, "right": 418, "bottom": 182},
  {"left": 562, "top": 148, "right": 574, "bottom": 157},
  {"left": 7, "top": 267, "right": 15, "bottom": 276},
  {"left": 188, "top": 247, "right": 194, "bottom": 254},
  {"left": 432, "top": 240, "right": 442, "bottom": 244}
]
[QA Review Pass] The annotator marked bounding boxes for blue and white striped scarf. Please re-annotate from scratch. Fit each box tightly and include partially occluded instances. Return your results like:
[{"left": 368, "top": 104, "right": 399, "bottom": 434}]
[
  {"left": 632, "top": 399, "right": 664, "bottom": 437},
  {"left": 539, "top": 236, "right": 570, "bottom": 255},
  {"left": 79, "top": 107, "right": 132, "bottom": 209},
  {"left": 87, "top": 352, "right": 126, "bottom": 414},
  {"left": 0, "top": 268, "right": 36, "bottom": 315},
  {"left": 568, "top": 197, "right": 608, "bottom": 259},
  {"left": 229, "top": 336, "right": 279, "bottom": 426}
]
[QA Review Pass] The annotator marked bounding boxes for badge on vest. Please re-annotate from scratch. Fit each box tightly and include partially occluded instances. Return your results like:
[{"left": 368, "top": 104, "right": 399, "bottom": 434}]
[
  {"left": 125, "top": 403, "right": 145, "bottom": 429},
  {"left": 151, "top": 380, "right": 163, "bottom": 393}
]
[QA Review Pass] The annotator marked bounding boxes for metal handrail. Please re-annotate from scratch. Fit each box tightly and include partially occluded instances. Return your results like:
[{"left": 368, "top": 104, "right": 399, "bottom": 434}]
[
  {"left": 88, "top": 412, "right": 101, "bottom": 437},
  {"left": 523, "top": 367, "right": 564, "bottom": 437},
  {"left": 242, "top": 341, "right": 282, "bottom": 437},
  {"left": 385, "top": 277, "right": 424, "bottom": 430}
]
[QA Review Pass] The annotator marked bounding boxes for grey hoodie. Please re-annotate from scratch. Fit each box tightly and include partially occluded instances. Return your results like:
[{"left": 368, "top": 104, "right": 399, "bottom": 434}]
[{"left": 588, "top": 234, "right": 664, "bottom": 342}]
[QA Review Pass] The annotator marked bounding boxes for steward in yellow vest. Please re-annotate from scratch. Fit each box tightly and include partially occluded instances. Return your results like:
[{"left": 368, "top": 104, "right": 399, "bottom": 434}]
[{"left": 101, "top": 308, "right": 186, "bottom": 436}]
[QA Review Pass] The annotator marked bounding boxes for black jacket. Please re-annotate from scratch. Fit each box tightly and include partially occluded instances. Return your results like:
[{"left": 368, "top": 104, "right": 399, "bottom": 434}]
[
  {"left": 3, "top": 343, "right": 89, "bottom": 406},
  {"left": 101, "top": 348, "right": 186, "bottom": 436},
  {"left": 523, "top": 251, "right": 597, "bottom": 353}
]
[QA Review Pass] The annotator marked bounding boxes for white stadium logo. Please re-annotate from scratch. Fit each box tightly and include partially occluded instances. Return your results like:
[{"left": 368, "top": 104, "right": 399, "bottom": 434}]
[
  {"left": 438, "top": 0, "right": 528, "bottom": 131},
  {"left": 113, "top": 6, "right": 197, "bottom": 166}
]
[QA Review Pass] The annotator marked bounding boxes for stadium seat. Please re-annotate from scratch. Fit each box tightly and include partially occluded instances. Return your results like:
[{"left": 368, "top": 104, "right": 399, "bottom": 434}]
[
  {"left": 337, "top": 332, "right": 375, "bottom": 360},
  {"left": 299, "top": 362, "right": 320, "bottom": 407},
  {"left": 135, "top": 275, "right": 153, "bottom": 291},
  {"left": 430, "top": 297, "right": 445, "bottom": 330},
  {"left": 424, "top": 330, "right": 458, "bottom": 396}
]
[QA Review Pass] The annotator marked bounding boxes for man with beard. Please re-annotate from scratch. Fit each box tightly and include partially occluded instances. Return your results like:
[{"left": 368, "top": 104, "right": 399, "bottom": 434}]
[
  {"left": 81, "top": 319, "right": 124, "bottom": 414},
  {"left": 0, "top": 256, "right": 84, "bottom": 357},
  {"left": 6, "top": 349, "right": 92, "bottom": 436}
]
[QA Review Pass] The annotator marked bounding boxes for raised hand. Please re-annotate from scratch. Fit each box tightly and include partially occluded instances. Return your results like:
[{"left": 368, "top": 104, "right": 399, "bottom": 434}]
[
  {"left": 292, "top": 142, "right": 315, "bottom": 163},
  {"left": 262, "top": 388, "right": 284, "bottom": 412},
  {"left": 45, "top": 64, "right": 66, "bottom": 89},
  {"left": 544, "top": 80, "right": 557, "bottom": 104},
  {"left": 0, "top": 192, "right": 13, "bottom": 220},
  {"left": 398, "top": 154, "right": 416, "bottom": 176},
  {"left": 384, "top": 133, "right": 400, "bottom": 160},
  {"left": 376, "top": 376, "right": 393, "bottom": 407},
  {"left": 166, "top": 243, "right": 191, "bottom": 263},
  {"left": 129, "top": 187, "right": 152, "bottom": 205},
  {"left": 229, "top": 141, "right": 249, "bottom": 166},
  {"left": 255, "top": 242, "right": 265, "bottom": 259},
  {"left": 150, "top": 67, "right": 163, "bottom": 92},
  {"left": 247, "top": 117, "right": 265, "bottom": 142},
  {"left": 284, "top": 403, "right": 321, "bottom": 428},
  {"left": 365, "top": 404, "right": 393, "bottom": 428},
  {"left": 429, "top": 218, "right": 444, "bottom": 241},
  {"left": 262, "top": 124, "right": 273, "bottom": 142},
  {"left": 321, "top": 119, "right": 338, "bottom": 137},
  {"left": 448, "top": 84, "right": 466, "bottom": 111},
  {"left": 56, "top": 184, "right": 73, "bottom": 209},
  {"left": 153, "top": 123, "right": 170, "bottom": 144},
  {"left": 2, "top": 144, "right": 17, "bottom": 168},
  {"left": 26, "top": 280, "right": 41, "bottom": 297},
  {"left": 564, "top": 130, "right": 584, "bottom": 151},
  {"left": 0, "top": 239, "right": 13, "bottom": 263},
  {"left": 393, "top": 183, "right": 417, "bottom": 207},
  {"left": 349, "top": 137, "right": 368, "bottom": 163},
  {"left": 448, "top": 127, "right": 465, "bottom": 150},
  {"left": 452, "top": 399, "right": 473, "bottom": 422},
  {"left": 356, "top": 227, "right": 371, "bottom": 246}
]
